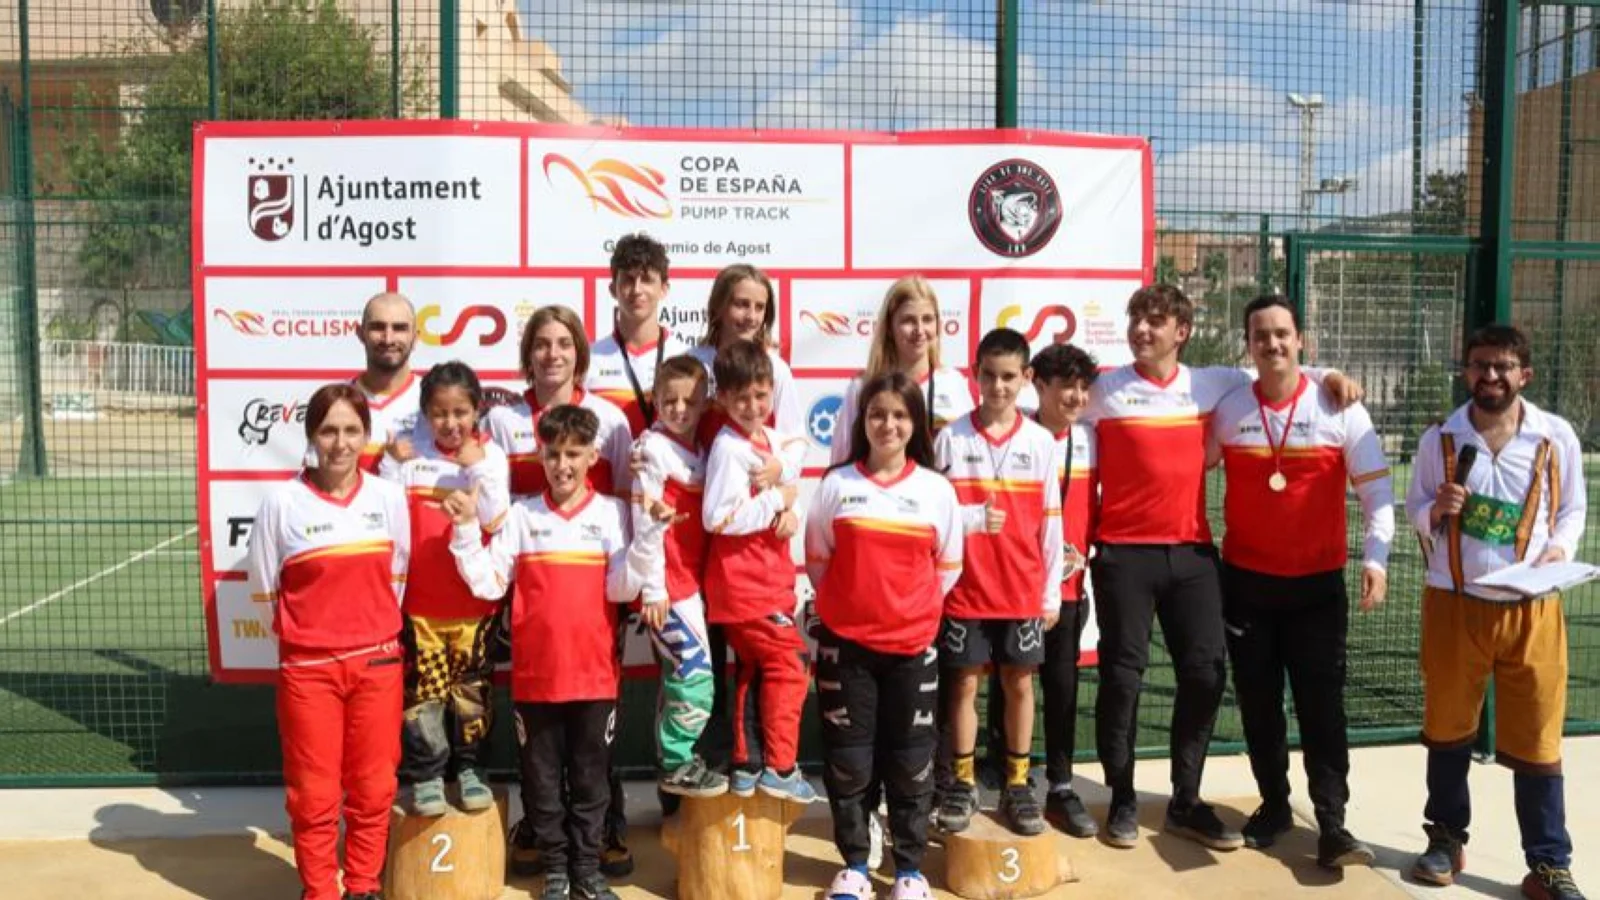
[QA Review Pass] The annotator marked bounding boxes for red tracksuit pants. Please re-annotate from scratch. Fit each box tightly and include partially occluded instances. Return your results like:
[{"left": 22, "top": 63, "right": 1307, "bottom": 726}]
[
  {"left": 278, "top": 644, "right": 404, "bottom": 900},
  {"left": 725, "top": 615, "right": 809, "bottom": 773}
]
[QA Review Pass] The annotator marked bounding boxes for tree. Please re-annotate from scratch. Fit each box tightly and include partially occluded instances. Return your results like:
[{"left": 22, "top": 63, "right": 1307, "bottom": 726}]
[
  {"left": 1415, "top": 170, "right": 1467, "bottom": 235},
  {"left": 66, "top": 0, "right": 430, "bottom": 295}
]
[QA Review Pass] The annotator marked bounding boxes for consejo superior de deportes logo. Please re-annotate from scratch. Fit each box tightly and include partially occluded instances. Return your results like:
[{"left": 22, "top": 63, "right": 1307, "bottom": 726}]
[{"left": 968, "top": 158, "right": 1063, "bottom": 258}]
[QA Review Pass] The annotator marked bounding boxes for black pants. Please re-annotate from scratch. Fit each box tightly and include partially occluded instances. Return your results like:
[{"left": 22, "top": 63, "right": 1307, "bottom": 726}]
[
  {"left": 816, "top": 626, "right": 938, "bottom": 874},
  {"left": 515, "top": 700, "right": 616, "bottom": 879},
  {"left": 986, "top": 599, "right": 1090, "bottom": 788},
  {"left": 1223, "top": 564, "right": 1351, "bottom": 830},
  {"left": 1092, "top": 542, "right": 1227, "bottom": 809}
]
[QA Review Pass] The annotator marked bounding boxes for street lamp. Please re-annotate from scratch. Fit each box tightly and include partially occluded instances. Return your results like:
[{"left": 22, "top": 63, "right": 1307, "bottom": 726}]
[{"left": 1287, "top": 93, "right": 1325, "bottom": 228}]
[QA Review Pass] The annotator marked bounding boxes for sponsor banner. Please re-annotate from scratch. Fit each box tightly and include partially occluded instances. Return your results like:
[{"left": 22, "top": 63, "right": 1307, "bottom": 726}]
[
  {"left": 789, "top": 278, "right": 971, "bottom": 372},
  {"left": 207, "top": 378, "right": 327, "bottom": 472},
  {"left": 203, "top": 135, "right": 523, "bottom": 267},
  {"left": 979, "top": 278, "right": 1142, "bottom": 367},
  {"left": 205, "top": 276, "right": 382, "bottom": 370},
  {"left": 528, "top": 140, "right": 847, "bottom": 269},
  {"left": 213, "top": 579, "right": 281, "bottom": 671},
  {"left": 851, "top": 143, "right": 1147, "bottom": 271},
  {"left": 208, "top": 479, "right": 279, "bottom": 573},
  {"left": 398, "top": 277, "right": 585, "bottom": 370}
]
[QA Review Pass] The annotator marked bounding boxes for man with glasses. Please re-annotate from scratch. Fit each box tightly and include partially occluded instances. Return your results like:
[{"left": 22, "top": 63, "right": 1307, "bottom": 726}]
[{"left": 1405, "top": 325, "right": 1587, "bottom": 900}]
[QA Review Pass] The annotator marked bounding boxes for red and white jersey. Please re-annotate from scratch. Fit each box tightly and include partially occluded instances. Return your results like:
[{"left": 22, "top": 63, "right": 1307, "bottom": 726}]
[
  {"left": 1040, "top": 419, "right": 1098, "bottom": 601},
  {"left": 354, "top": 371, "right": 421, "bottom": 475},
  {"left": 631, "top": 425, "right": 707, "bottom": 605},
  {"left": 829, "top": 367, "right": 978, "bottom": 464},
  {"left": 484, "top": 387, "right": 633, "bottom": 500},
  {"left": 383, "top": 433, "right": 511, "bottom": 619},
  {"left": 935, "top": 412, "right": 1064, "bottom": 617},
  {"left": 449, "top": 490, "right": 655, "bottom": 703},
  {"left": 702, "top": 421, "right": 807, "bottom": 624},
  {"left": 1212, "top": 376, "right": 1395, "bottom": 576},
  {"left": 689, "top": 344, "right": 805, "bottom": 440},
  {"left": 805, "top": 461, "right": 963, "bottom": 655},
  {"left": 1086, "top": 364, "right": 1250, "bottom": 545},
  {"left": 587, "top": 328, "right": 696, "bottom": 437},
  {"left": 246, "top": 471, "right": 410, "bottom": 658}
]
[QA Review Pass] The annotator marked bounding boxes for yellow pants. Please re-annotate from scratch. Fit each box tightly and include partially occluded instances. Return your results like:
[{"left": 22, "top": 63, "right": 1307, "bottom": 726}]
[{"left": 1420, "top": 586, "right": 1567, "bottom": 773}]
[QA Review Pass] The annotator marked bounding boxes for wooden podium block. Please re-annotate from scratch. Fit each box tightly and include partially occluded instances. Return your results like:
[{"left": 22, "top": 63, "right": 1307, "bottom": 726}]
[
  {"left": 384, "top": 794, "right": 507, "bottom": 900},
  {"left": 660, "top": 792, "right": 807, "bottom": 900},
  {"left": 943, "top": 812, "right": 1074, "bottom": 900}
]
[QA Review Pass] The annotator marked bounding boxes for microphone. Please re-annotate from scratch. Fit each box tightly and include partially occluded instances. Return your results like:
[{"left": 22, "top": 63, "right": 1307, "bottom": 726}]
[{"left": 1445, "top": 444, "right": 1478, "bottom": 525}]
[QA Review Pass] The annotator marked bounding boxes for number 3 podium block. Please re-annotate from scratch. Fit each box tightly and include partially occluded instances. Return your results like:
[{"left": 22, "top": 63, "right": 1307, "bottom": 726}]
[
  {"left": 943, "top": 812, "right": 1075, "bottom": 900},
  {"left": 383, "top": 796, "right": 507, "bottom": 900},
  {"left": 660, "top": 793, "right": 807, "bottom": 900}
]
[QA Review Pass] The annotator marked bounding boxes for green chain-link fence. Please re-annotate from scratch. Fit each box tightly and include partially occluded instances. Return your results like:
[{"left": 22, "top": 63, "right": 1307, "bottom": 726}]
[{"left": 0, "top": 0, "right": 1597, "bottom": 784}]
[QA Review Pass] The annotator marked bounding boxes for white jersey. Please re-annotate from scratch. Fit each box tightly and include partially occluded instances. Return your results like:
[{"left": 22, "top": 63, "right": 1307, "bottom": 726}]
[
  {"left": 484, "top": 387, "right": 634, "bottom": 500},
  {"left": 1406, "top": 399, "right": 1587, "bottom": 601},
  {"left": 354, "top": 371, "right": 421, "bottom": 475},
  {"left": 631, "top": 426, "right": 708, "bottom": 605},
  {"left": 689, "top": 344, "right": 804, "bottom": 436},
  {"left": 587, "top": 327, "right": 696, "bottom": 437},
  {"left": 829, "top": 367, "right": 977, "bottom": 464}
]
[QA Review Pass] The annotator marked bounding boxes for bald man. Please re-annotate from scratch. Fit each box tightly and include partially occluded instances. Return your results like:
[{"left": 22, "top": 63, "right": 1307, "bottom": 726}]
[{"left": 354, "top": 292, "right": 422, "bottom": 473}]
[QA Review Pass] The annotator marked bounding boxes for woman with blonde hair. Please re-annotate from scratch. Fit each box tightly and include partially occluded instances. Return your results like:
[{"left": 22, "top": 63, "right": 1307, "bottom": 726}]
[{"left": 690, "top": 264, "right": 803, "bottom": 437}]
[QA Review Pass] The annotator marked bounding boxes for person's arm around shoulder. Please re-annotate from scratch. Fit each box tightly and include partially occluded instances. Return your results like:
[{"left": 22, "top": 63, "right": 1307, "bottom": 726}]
[
  {"left": 462, "top": 437, "right": 512, "bottom": 534},
  {"left": 703, "top": 433, "right": 787, "bottom": 536},
  {"left": 445, "top": 486, "right": 519, "bottom": 600}
]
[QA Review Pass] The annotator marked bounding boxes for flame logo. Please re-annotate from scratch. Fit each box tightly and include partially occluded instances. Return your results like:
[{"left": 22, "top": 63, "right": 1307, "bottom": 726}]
[
  {"left": 799, "top": 311, "right": 853, "bottom": 337},
  {"left": 997, "top": 304, "right": 1077, "bottom": 345},
  {"left": 213, "top": 308, "right": 268, "bottom": 336},
  {"left": 543, "top": 154, "right": 672, "bottom": 219}
]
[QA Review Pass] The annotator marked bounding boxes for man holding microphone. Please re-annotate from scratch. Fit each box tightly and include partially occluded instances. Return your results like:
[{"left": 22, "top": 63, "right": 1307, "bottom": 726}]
[{"left": 1405, "top": 325, "right": 1586, "bottom": 900}]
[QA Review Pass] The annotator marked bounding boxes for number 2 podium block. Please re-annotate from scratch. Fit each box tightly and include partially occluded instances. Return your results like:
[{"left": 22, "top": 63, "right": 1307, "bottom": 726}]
[
  {"left": 943, "top": 811, "right": 1075, "bottom": 900},
  {"left": 660, "top": 792, "right": 806, "bottom": 900},
  {"left": 383, "top": 796, "right": 507, "bottom": 900}
]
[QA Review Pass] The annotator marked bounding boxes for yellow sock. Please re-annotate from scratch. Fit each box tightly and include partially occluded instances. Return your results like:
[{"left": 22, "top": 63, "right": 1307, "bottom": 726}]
[
  {"left": 1007, "top": 752, "right": 1031, "bottom": 787},
  {"left": 953, "top": 753, "right": 976, "bottom": 786}
]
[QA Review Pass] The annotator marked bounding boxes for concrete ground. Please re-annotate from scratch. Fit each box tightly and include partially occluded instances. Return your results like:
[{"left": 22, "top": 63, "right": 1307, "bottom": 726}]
[{"left": 0, "top": 739, "right": 1593, "bottom": 898}]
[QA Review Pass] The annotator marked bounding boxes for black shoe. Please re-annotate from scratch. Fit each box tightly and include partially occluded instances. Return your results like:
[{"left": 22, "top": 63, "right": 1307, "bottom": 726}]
[
  {"left": 1103, "top": 799, "right": 1139, "bottom": 849},
  {"left": 539, "top": 873, "right": 571, "bottom": 900},
  {"left": 508, "top": 817, "right": 542, "bottom": 878},
  {"left": 1523, "top": 862, "right": 1586, "bottom": 900},
  {"left": 1241, "top": 801, "right": 1294, "bottom": 850},
  {"left": 1045, "top": 789, "right": 1098, "bottom": 838},
  {"left": 1317, "top": 827, "right": 1375, "bottom": 869},
  {"left": 598, "top": 826, "right": 633, "bottom": 878},
  {"left": 936, "top": 782, "right": 978, "bottom": 834},
  {"left": 1000, "top": 783, "right": 1046, "bottom": 836},
  {"left": 1164, "top": 801, "right": 1244, "bottom": 851},
  {"left": 572, "top": 873, "right": 621, "bottom": 900},
  {"left": 1409, "top": 822, "right": 1467, "bottom": 886}
]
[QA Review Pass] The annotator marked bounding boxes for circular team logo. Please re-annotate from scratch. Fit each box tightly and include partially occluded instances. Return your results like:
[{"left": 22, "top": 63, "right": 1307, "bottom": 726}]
[
  {"left": 807, "top": 394, "right": 843, "bottom": 448},
  {"left": 968, "top": 158, "right": 1063, "bottom": 258}
]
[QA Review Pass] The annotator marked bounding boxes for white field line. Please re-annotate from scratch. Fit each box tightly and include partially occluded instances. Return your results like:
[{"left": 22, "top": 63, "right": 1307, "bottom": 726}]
[{"left": 0, "top": 526, "right": 200, "bottom": 627}]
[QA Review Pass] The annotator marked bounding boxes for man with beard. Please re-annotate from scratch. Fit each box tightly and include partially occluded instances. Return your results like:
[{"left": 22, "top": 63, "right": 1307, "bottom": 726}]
[
  {"left": 1405, "top": 325, "right": 1587, "bottom": 900},
  {"left": 354, "top": 291, "right": 422, "bottom": 473}
]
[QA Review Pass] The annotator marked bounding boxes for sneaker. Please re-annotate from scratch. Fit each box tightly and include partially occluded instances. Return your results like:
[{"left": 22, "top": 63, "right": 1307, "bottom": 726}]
[
  {"left": 891, "top": 873, "right": 934, "bottom": 900},
  {"left": 1045, "top": 788, "right": 1098, "bottom": 838},
  {"left": 508, "top": 817, "right": 542, "bottom": 877},
  {"left": 1000, "top": 783, "right": 1046, "bottom": 836},
  {"left": 867, "top": 812, "right": 885, "bottom": 872},
  {"left": 1317, "top": 827, "right": 1376, "bottom": 869},
  {"left": 758, "top": 767, "right": 820, "bottom": 804},
  {"left": 1164, "top": 801, "right": 1244, "bottom": 851},
  {"left": 661, "top": 758, "right": 730, "bottom": 798},
  {"left": 1103, "top": 800, "right": 1139, "bottom": 849},
  {"left": 826, "top": 868, "right": 875, "bottom": 900},
  {"left": 539, "top": 873, "right": 571, "bottom": 900},
  {"left": 936, "top": 783, "right": 978, "bottom": 834},
  {"left": 572, "top": 873, "right": 621, "bottom": 900},
  {"left": 1409, "top": 822, "right": 1467, "bottom": 886},
  {"left": 409, "top": 778, "right": 447, "bottom": 817},
  {"left": 457, "top": 769, "right": 493, "bottom": 812},
  {"left": 1241, "top": 801, "right": 1294, "bottom": 850},
  {"left": 599, "top": 836, "right": 633, "bottom": 878},
  {"left": 1523, "top": 862, "right": 1587, "bottom": 900},
  {"left": 730, "top": 767, "right": 760, "bottom": 798}
]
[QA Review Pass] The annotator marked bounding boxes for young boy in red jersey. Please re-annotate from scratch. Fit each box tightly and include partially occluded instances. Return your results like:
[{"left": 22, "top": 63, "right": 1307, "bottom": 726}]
[
  {"left": 934, "top": 328, "right": 1063, "bottom": 837},
  {"left": 446, "top": 405, "right": 657, "bottom": 900},
  {"left": 701, "top": 340, "right": 817, "bottom": 803}
]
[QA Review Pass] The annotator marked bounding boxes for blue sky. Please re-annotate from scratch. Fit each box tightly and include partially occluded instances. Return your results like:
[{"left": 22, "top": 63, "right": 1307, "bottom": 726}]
[{"left": 524, "top": 1, "right": 1588, "bottom": 225}]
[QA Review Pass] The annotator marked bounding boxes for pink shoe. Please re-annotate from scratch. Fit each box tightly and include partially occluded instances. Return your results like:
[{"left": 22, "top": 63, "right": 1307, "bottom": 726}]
[
  {"left": 827, "top": 868, "right": 875, "bottom": 900},
  {"left": 890, "top": 873, "right": 933, "bottom": 900}
]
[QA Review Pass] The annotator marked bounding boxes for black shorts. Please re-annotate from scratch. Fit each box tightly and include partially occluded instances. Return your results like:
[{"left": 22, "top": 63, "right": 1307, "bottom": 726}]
[{"left": 938, "top": 616, "right": 1045, "bottom": 669}]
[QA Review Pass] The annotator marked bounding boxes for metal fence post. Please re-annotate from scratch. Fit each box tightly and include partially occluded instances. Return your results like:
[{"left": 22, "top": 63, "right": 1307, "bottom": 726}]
[
  {"left": 14, "top": 0, "right": 45, "bottom": 477},
  {"left": 206, "top": 0, "right": 220, "bottom": 118},
  {"left": 440, "top": 0, "right": 459, "bottom": 119},
  {"left": 1258, "top": 214, "right": 1272, "bottom": 293},
  {"left": 995, "top": 0, "right": 1018, "bottom": 128}
]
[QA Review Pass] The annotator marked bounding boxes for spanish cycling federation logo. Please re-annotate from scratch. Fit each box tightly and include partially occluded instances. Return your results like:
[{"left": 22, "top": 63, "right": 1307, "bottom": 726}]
[
  {"left": 968, "top": 158, "right": 1062, "bottom": 258},
  {"left": 247, "top": 156, "right": 295, "bottom": 241},
  {"left": 543, "top": 154, "right": 672, "bottom": 220}
]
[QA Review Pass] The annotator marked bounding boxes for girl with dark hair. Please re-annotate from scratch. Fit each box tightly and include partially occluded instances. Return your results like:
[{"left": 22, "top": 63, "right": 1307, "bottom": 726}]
[
  {"left": 246, "top": 383, "right": 411, "bottom": 900},
  {"left": 805, "top": 373, "right": 963, "bottom": 900}
]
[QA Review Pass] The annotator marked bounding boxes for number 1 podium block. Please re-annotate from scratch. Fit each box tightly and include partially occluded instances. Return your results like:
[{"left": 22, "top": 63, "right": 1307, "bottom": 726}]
[
  {"left": 384, "top": 796, "right": 507, "bottom": 900},
  {"left": 660, "top": 792, "right": 807, "bottom": 900},
  {"left": 943, "top": 812, "right": 1075, "bottom": 900}
]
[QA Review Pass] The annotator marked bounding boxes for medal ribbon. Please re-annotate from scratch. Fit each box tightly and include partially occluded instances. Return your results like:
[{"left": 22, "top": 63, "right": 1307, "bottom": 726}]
[{"left": 1256, "top": 382, "right": 1302, "bottom": 483}]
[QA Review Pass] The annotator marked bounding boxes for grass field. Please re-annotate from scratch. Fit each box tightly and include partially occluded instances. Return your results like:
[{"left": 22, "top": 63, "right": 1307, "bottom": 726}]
[{"left": 2, "top": 466, "right": 1599, "bottom": 785}]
